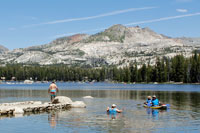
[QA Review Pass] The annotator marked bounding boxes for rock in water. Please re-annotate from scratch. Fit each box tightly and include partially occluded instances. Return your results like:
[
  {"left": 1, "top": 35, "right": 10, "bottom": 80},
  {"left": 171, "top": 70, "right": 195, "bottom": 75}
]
[
  {"left": 33, "top": 101, "right": 42, "bottom": 105},
  {"left": 83, "top": 96, "right": 94, "bottom": 99},
  {"left": 52, "top": 96, "right": 73, "bottom": 104},
  {"left": 71, "top": 101, "right": 86, "bottom": 108},
  {"left": 13, "top": 107, "right": 24, "bottom": 114}
]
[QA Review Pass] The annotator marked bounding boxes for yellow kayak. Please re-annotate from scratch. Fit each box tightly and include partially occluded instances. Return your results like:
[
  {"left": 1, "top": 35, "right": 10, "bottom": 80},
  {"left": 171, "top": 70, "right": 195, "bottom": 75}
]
[{"left": 143, "top": 104, "right": 167, "bottom": 109}]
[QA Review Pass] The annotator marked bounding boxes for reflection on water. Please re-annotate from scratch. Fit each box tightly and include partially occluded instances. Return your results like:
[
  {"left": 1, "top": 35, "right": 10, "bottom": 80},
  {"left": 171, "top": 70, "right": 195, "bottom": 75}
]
[
  {"left": 1, "top": 89, "right": 200, "bottom": 112},
  {"left": 0, "top": 83, "right": 200, "bottom": 132},
  {"left": 146, "top": 108, "right": 163, "bottom": 119},
  {"left": 48, "top": 112, "right": 57, "bottom": 128}
]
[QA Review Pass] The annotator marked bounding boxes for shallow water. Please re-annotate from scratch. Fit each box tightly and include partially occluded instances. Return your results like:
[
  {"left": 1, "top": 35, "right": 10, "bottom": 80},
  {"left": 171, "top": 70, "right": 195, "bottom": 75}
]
[{"left": 0, "top": 82, "right": 200, "bottom": 132}]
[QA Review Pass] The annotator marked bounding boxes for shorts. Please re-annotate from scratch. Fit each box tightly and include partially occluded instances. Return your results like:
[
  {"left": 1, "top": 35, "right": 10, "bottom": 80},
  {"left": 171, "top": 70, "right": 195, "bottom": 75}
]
[{"left": 50, "top": 92, "right": 56, "bottom": 100}]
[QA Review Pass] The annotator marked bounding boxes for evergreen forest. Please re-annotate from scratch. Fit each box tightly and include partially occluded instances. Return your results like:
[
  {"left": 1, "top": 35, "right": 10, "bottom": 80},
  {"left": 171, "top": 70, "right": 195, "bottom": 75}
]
[{"left": 0, "top": 53, "right": 200, "bottom": 83}]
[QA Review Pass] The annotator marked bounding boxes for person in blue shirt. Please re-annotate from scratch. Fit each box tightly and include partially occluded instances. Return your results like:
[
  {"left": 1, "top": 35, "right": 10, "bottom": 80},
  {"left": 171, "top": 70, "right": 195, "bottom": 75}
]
[
  {"left": 144, "top": 96, "right": 152, "bottom": 105},
  {"left": 107, "top": 104, "right": 122, "bottom": 114},
  {"left": 151, "top": 95, "right": 160, "bottom": 106}
]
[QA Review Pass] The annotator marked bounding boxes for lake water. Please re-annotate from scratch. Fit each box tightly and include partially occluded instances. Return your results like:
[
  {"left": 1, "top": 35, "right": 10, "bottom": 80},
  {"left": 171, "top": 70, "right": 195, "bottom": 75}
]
[{"left": 0, "top": 82, "right": 200, "bottom": 133}]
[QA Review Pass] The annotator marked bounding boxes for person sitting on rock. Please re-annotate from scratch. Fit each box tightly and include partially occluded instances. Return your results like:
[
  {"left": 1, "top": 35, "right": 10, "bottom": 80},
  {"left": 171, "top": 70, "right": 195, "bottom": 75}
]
[
  {"left": 48, "top": 81, "right": 59, "bottom": 102},
  {"left": 107, "top": 104, "right": 122, "bottom": 114}
]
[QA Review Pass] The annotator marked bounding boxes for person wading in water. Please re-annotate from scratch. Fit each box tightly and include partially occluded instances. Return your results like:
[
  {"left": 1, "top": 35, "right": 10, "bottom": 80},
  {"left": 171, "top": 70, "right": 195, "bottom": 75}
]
[
  {"left": 107, "top": 104, "right": 123, "bottom": 113},
  {"left": 48, "top": 81, "right": 59, "bottom": 102}
]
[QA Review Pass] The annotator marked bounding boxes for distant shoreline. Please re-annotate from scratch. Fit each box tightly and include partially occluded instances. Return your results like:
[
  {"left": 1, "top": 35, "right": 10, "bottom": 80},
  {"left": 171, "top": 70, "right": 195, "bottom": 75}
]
[{"left": 1, "top": 80, "right": 200, "bottom": 85}]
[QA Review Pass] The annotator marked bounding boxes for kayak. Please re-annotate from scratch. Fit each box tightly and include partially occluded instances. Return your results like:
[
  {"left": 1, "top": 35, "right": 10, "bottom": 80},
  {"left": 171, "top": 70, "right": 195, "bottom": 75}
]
[{"left": 143, "top": 104, "right": 168, "bottom": 109}]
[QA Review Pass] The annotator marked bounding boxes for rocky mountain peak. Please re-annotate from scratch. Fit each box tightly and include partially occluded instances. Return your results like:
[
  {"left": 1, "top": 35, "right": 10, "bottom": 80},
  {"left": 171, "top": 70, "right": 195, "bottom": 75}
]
[
  {"left": 67, "top": 34, "right": 89, "bottom": 43},
  {"left": 84, "top": 24, "right": 128, "bottom": 43},
  {"left": 51, "top": 34, "right": 89, "bottom": 45},
  {"left": 0, "top": 24, "right": 198, "bottom": 67},
  {"left": 104, "top": 24, "right": 127, "bottom": 33},
  {"left": 0, "top": 45, "right": 9, "bottom": 53}
]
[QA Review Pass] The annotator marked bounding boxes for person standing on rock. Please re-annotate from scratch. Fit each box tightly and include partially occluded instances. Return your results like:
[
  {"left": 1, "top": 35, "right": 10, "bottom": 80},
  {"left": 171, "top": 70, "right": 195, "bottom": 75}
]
[{"left": 48, "top": 81, "right": 59, "bottom": 102}]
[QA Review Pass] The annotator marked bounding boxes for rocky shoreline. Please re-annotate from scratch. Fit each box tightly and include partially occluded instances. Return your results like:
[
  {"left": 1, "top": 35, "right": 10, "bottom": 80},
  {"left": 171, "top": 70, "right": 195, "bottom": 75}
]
[{"left": 0, "top": 96, "right": 86, "bottom": 117}]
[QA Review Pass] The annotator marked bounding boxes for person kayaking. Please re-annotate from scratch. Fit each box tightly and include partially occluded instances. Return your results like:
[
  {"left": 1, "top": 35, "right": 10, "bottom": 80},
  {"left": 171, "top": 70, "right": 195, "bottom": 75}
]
[
  {"left": 151, "top": 95, "right": 160, "bottom": 106},
  {"left": 48, "top": 81, "right": 59, "bottom": 102},
  {"left": 107, "top": 104, "right": 122, "bottom": 113},
  {"left": 144, "top": 96, "right": 152, "bottom": 105}
]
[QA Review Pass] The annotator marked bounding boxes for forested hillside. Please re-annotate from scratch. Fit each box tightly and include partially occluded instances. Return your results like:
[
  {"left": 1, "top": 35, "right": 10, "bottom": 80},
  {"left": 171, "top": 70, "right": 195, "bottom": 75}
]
[{"left": 1, "top": 52, "right": 200, "bottom": 83}]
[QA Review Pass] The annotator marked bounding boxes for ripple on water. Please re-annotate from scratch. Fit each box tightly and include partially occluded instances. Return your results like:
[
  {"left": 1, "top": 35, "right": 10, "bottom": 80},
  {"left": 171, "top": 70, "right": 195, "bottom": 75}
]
[{"left": 0, "top": 84, "right": 200, "bottom": 132}]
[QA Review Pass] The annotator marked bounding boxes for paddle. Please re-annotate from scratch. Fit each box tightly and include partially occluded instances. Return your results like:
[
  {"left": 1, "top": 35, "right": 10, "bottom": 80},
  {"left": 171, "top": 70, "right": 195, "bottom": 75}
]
[{"left": 166, "top": 104, "right": 170, "bottom": 108}]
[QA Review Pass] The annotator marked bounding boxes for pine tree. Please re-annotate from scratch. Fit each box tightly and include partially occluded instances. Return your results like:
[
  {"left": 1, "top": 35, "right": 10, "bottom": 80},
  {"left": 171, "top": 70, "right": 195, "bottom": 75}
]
[{"left": 140, "top": 64, "right": 147, "bottom": 82}]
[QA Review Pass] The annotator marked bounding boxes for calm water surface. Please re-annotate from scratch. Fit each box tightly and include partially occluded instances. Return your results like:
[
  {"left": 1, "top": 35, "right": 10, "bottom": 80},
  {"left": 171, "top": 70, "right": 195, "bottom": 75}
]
[{"left": 0, "top": 82, "right": 200, "bottom": 133}]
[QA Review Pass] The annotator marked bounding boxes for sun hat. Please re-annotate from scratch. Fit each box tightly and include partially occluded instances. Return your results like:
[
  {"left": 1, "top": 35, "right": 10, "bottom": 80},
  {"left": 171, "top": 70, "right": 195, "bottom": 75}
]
[
  {"left": 152, "top": 95, "right": 156, "bottom": 98},
  {"left": 112, "top": 104, "right": 116, "bottom": 107},
  {"left": 147, "top": 96, "right": 152, "bottom": 99}
]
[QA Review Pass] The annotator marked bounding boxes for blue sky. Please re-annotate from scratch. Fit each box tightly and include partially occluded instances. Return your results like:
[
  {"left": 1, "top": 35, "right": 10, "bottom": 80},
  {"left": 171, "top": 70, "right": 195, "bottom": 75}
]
[{"left": 0, "top": 0, "right": 200, "bottom": 50}]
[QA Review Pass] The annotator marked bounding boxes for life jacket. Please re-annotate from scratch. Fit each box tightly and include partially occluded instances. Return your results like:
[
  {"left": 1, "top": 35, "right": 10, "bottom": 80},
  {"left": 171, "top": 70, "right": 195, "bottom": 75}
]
[
  {"left": 146, "top": 99, "right": 152, "bottom": 104},
  {"left": 152, "top": 99, "right": 159, "bottom": 106},
  {"left": 109, "top": 108, "right": 117, "bottom": 114}
]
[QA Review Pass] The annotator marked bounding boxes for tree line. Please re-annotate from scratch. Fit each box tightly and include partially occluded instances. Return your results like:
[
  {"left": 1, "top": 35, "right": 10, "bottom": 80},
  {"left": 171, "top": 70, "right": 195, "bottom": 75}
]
[{"left": 0, "top": 53, "right": 200, "bottom": 83}]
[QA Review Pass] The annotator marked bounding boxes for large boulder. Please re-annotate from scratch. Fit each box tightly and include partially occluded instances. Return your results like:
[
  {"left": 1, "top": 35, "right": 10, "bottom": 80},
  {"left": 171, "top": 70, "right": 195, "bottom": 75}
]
[
  {"left": 33, "top": 101, "right": 42, "bottom": 105},
  {"left": 52, "top": 96, "right": 73, "bottom": 104},
  {"left": 83, "top": 96, "right": 94, "bottom": 99},
  {"left": 71, "top": 101, "right": 86, "bottom": 108},
  {"left": 13, "top": 107, "right": 24, "bottom": 114}
]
